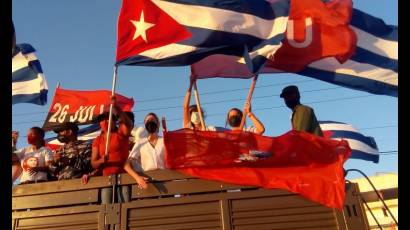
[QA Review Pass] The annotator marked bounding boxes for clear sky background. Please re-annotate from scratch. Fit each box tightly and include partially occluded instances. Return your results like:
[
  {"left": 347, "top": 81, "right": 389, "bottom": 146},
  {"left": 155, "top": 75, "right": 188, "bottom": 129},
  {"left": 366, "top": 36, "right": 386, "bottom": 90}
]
[{"left": 12, "top": 0, "right": 397, "bottom": 179}]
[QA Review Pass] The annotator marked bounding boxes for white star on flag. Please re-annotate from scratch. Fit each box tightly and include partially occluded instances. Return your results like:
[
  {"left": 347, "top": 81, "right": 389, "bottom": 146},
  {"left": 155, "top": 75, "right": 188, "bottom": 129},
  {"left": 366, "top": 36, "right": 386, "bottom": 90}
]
[{"left": 130, "top": 11, "right": 155, "bottom": 43}]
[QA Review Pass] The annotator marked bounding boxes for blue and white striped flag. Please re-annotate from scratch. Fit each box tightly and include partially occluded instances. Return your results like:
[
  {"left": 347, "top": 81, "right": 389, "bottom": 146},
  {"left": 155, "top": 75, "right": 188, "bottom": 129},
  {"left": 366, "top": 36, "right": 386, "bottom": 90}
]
[
  {"left": 12, "top": 43, "right": 48, "bottom": 105},
  {"left": 319, "top": 121, "right": 379, "bottom": 163},
  {"left": 298, "top": 9, "right": 397, "bottom": 97}
]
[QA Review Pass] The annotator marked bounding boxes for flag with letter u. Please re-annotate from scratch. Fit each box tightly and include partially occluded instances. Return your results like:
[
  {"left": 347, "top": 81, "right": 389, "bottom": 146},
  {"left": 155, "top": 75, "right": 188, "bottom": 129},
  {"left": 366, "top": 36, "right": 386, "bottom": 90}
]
[{"left": 116, "top": 0, "right": 290, "bottom": 73}]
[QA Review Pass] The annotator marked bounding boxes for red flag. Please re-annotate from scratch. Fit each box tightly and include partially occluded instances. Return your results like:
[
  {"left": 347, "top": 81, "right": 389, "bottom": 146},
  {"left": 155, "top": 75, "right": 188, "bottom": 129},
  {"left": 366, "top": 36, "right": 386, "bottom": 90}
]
[
  {"left": 191, "top": 0, "right": 356, "bottom": 78},
  {"left": 267, "top": 0, "right": 356, "bottom": 72},
  {"left": 116, "top": 0, "right": 191, "bottom": 63},
  {"left": 164, "top": 129, "right": 351, "bottom": 209},
  {"left": 42, "top": 87, "right": 134, "bottom": 131}
]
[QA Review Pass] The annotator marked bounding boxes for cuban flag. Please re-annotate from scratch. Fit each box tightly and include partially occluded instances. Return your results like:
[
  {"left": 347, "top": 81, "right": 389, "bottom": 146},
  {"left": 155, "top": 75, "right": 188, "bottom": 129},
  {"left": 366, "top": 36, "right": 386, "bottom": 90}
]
[
  {"left": 319, "top": 121, "right": 379, "bottom": 163},
  {"left": 12, "top": 43, "right": 48, "bottom": 105},
  {"left": 116, "top": 0, "right": 290, "bottom": 73}
]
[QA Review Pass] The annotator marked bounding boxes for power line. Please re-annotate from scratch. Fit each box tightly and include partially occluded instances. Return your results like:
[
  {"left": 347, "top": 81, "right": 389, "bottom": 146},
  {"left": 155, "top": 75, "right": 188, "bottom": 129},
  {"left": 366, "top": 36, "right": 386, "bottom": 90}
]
[
  {"left": 360, "top": 125, "right": 398, "bottom": 130},
  {"left": 379, "top": 151, "right": 398, "bottom": 155},
  {"left": 12, "top": 79, "right": 317, "bottom": 117},
  {"left": 12, "top": 85, "right": 349, "bottom": 124},
  {"left": 138, "top": 79, "right": 316, "bottom": 102},
  {"left": 131, "top": 86, "right": 341, "bottom": 113},
  {"left": 13, "top": 93, "right": 373, "bottom": 125}
]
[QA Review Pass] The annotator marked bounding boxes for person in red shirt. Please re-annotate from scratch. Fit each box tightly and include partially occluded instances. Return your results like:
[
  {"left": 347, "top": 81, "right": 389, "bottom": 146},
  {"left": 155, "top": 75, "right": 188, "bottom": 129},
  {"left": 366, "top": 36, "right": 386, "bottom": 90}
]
[{"left": 91, "top": 96, "right": 133, "bottom": 203}]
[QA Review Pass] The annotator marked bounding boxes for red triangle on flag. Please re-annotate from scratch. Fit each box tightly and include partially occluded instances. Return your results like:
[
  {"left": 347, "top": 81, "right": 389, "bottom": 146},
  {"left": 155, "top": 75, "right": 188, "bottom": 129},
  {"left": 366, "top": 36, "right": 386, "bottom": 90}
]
[{"left": 116, "top": 0, "right": 192, "bottom": 63}]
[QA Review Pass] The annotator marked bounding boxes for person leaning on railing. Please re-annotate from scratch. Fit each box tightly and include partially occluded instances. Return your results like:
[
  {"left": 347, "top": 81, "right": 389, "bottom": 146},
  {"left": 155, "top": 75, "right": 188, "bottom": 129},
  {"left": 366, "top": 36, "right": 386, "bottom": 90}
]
[
  {"left": 12, "top": 127, "right": 53, "bottom": 184},
  {"left": 124, "top": 112, "right": 165, "bottom": 189},
  {"left": 91, "top": 96, "right": 133, "bottom": 204}
]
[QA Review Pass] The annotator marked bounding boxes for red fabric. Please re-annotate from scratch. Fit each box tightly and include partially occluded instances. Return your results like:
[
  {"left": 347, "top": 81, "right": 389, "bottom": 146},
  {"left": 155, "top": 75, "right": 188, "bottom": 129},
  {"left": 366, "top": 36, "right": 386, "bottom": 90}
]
[
  {"left": 92, "top": 131, "right": 129, "bottom": 176},
  {"left": 190, "top": 0, "right": 356, "bottom": 78},
  {"left": 116, "top": 0, "right": 191, "bottom": 62},
  {"left": 266, "top": 0, "right": 356, "bottom": 72},
  {"left": 45, "top": 143, "right": 60, "bottom": 151},
  {"left": 42, "top": 87, "right": 134, "bottom": 131},
  {"left": 164, "top": 129, "right": 351, "bottom": 209}
]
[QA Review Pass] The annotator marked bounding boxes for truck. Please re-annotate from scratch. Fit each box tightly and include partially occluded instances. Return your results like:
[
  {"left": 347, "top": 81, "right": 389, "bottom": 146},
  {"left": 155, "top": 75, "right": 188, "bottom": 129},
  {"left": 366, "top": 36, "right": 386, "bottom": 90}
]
[{"left": 12, "top": 169, "right": 370, "bottom": 230}]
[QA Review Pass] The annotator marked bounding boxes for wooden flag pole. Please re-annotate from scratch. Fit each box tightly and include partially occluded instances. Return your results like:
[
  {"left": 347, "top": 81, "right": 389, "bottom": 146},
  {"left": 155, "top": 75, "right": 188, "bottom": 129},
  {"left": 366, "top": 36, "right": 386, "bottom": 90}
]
[
  {"left": 239, "top": 74, "right": 259, "bottom": 130},
  {"left": 193, "top": 81, "right": 206, "bottom": 130},
  {"left": 161, "top": 117, "right": 167, "bottom": 133},
  {"left": 104, "top": 66, "right": 119, "bottom": 159},
  {"left": 41, "top": 82, "right": 61, "bottom": 131}
]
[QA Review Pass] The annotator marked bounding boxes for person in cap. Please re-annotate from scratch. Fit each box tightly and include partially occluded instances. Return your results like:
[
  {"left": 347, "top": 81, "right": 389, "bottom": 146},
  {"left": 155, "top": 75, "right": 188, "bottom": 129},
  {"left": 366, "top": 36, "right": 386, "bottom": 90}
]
[
  {"left": 280, "top": 85, "right": 323, "bottom": 136},
  {"left": 49, "top": 122, "right": 97, "bottom": 184},
  {"left": 91, "top": 96, "right": 133, "bottom": 203}
]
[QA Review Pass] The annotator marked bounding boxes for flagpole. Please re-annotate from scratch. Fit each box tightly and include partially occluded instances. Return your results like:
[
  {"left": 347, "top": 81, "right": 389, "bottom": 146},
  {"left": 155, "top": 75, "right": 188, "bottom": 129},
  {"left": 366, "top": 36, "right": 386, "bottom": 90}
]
[
  {"left": 42, "top": 82, "right": 61, "bottom": 132},
  {"left": 193, "top": 81, "right": 206, "bottom": 130},
  {"left": 104, "top": 66, "right": 118, "bottom": 159},
  {"left": 239, "top": 74, "right": 258, "bottom": 130}
]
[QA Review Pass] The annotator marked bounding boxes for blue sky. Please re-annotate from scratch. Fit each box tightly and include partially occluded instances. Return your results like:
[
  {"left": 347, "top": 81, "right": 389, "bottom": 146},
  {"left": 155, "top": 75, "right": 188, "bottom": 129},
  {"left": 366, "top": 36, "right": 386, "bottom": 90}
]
[{"left": 12, "top": 0, "right": 397, "bottom": 179}]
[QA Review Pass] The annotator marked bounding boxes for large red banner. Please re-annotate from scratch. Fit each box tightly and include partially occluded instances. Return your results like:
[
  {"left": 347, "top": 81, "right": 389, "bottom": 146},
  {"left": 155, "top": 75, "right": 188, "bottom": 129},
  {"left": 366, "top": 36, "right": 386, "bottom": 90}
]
[
  {"left": 164, "top": 129, "right": 351, "bottom": 209},
  {"left": 42, "top": 87, "right": 134, "bottom": 131}
]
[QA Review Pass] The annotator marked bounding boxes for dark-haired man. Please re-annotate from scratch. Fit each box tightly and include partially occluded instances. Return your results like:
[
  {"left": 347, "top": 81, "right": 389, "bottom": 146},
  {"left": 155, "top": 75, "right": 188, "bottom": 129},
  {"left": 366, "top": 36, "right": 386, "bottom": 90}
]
[{"left": 280, "top": 85, "right": 323, "bottom": 137}]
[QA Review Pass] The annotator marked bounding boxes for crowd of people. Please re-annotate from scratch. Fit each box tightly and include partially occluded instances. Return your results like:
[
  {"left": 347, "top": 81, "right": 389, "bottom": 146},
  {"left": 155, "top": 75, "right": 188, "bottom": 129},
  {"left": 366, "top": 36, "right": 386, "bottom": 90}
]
[{"left": 12, "top": 83, "right": 323, "bottom": 203}]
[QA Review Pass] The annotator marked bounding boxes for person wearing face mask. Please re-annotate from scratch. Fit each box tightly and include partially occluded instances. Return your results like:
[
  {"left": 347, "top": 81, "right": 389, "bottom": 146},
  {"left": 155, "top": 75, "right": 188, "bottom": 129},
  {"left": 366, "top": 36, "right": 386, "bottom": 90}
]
[
  {"left": 12, "top": 127, "right": 53, "bottom": 184},
  {"left": 91, "top": 96, "right": 133, "bottom": 203},
  {"left": 183, "top": 77, "right": 216, "bottom": 131},
  {"left": 124, "top": 113, "right": 165, "bottom": 190},
  {"left": 49, "top": 122, "right": 98, "bottom": 184},
  {"left": 226, "top": 102, "right": 265, "bottom": 135},
  {"left": 280, "top": 85, "right": 323, "bottom": 136}
]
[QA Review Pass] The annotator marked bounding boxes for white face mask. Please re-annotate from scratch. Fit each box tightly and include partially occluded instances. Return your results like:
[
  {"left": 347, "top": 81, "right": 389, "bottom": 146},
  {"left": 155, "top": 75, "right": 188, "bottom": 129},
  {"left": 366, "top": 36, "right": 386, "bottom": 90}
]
[{"left": 190, "top": 112, "right": 201, "bottom": 125}]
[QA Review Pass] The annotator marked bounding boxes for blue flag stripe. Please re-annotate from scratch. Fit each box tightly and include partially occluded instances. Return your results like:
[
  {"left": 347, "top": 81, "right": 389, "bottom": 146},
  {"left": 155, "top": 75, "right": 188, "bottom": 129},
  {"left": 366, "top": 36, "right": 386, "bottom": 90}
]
[
  {"left": 180, "top": 26, "right": 268, "bottom": 48},
  {"left": 351, "top": 150, "right": 379, "bottom": 163},
  {"left": 351, "top": 9, "right": 397, "bottom": 41},
  {"left": 352, "top": 47, "right": 397, "bottom": 72},
  {"left": 164, "top": 0, "right": 289, "bottom": 19},
  {"left": 318, "top": 121, "right": 346, "bottom": 125},
  {"left": 12, "top": 65, "right": 40, "bottom": 83},
  {"left": 120, "top": 45, "right": 245, "bottom": 66},
  {"left": 327, "top": 130, "right": 377, "bottom": 149},
  {"left": 298, "top": 67, "right": 397, "bottom": 97},
  {"left": 120, "top": 27, "right": 284, "bottom": 67},
  {"left": 15, "top": 43, "right": 36, "bottom": 55},
  {"left": 12, "top": 89, "right": 48, "bottom": 105}
]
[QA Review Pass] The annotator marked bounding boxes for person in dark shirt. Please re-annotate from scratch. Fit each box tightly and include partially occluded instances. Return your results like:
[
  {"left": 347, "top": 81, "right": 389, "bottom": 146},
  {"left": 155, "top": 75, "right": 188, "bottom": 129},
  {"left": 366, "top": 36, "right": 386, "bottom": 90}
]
[
  {"left": 280, "top": 85, "right": 323, "bottom": 137},
  {"left": 50, "top": 122, "right": 98, "bottom": 184}
]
